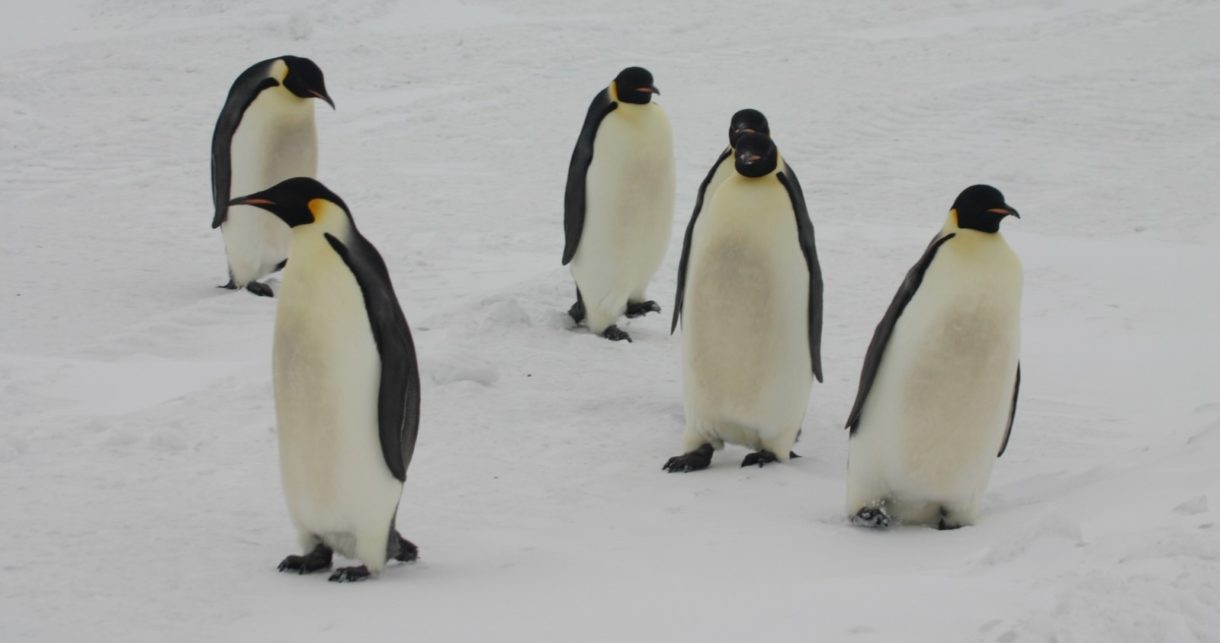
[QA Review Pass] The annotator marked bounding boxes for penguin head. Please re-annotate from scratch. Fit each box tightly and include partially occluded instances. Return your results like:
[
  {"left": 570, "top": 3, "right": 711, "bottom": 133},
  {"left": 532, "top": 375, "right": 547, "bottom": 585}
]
[
  {"left": 229, "top": 177, "right": 350, "bottom": 228},
  {"left": 951, "top": 185, "right": 1020, "bottom": 233},
  {"left": 612, "top": 67, "right": 659, "bottom": 105},
  {"left": 733, "top": 132, "right": 779, "bottom": 178},
  {"left": 280, "top": 56, "right": 335, "bottom": 109},
  {"left": 729, "top": 109, "right": 770, "bottom": 147}
]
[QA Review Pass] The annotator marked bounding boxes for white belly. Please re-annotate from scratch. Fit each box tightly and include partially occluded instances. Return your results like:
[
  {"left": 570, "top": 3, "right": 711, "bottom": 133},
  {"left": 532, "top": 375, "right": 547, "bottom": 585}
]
[
  {"left": 273, "top": 237, "right": 401, "bottom": 568},
  {"left": 570, "top": 103, "right": 675, "bottom": 332},
  {"left": 851, "top": 231, "right": 1022, "bottom": 509},
  {"left": 681, "top": 175, "right": 812, "bottom": 453},
  {"left": 221, "top": 90, "right": 318, "bottom": 286}
]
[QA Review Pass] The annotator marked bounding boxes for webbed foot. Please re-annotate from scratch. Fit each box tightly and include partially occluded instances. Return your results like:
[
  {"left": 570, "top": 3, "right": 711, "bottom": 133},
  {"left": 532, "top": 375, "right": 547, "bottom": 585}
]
[
  {"left": 663, "top": 444, "right": 714, "bottom": 473},
  {"left": 277, "top": 544, "right": 333, "bottom": 574},
  {"left": 625, "top": 300, "right": 661, "bottom": 318},
  {"left": 246, "top": 281, "right": 274, "bottom": 298},
  {"left": 851, "top": 506, "right": 891, "bottom": 529},
  {"left": 328, "top": 565, "right": 371, "bottom": 583},
  {"left": 602, "top": 325, "right": 631, "bottom": 342}
]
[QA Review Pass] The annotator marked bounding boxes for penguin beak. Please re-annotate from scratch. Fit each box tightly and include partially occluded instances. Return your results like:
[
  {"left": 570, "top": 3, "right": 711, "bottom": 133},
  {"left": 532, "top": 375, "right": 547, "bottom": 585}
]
[
  {"left": 987, "top": 206, "right": 1020, "bottom": 219},
  {"left": 229, "top": 196, "right": 275, "bottom": 208},
  {"left": 638, "top": 85, "right": 660, "bottom": 95},
  {"left": 310, "top": 90, "right": 335, "bottom": 109}
]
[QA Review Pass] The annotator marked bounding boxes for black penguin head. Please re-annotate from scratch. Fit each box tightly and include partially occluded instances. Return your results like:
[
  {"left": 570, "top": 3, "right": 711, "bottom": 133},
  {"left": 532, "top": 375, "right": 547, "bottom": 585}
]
[
  {"left": 951, "top": 185, "right": 1020, "bottom": 233},
  {"left": 733, "top": 132, "right": 779, "bottom": 178},
  {"left": 613, "top": 67, "right": 658, "bottom": 105},
  {"left": 229, "top": 177, "right": 350, "bottom": 228},
  {"left": 729, "top": 109, "right": 770, "bottom": 147},
  {"left": 280, "top": 56, "right": 335, "bottom": 108}
]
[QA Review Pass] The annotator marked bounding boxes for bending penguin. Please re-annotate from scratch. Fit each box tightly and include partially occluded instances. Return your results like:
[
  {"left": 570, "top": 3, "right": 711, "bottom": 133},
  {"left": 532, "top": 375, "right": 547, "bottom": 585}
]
[
  {"left": 664, "top": 132, "right": 824, "bottom": 472},
  {"left": 672, "top": 108, "right": 807, "bottom": 333},
  {"left": 562, "top": 66, "right": 675, "bottom": 342},
  {"left": 230, "top": 177, "right": 420, "bottom": 581},
  {"left": 844, "top": 184, "right": 1022, "bottom": 530},
  {"left": 211, "top": 56, "right": 334, "bottom": 297}
]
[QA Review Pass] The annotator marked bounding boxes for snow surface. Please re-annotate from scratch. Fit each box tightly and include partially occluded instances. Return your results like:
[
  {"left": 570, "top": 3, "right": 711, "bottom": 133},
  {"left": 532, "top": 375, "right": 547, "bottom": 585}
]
[{"left": 2, "top": 0, "right": 1219, "bottom": 641}]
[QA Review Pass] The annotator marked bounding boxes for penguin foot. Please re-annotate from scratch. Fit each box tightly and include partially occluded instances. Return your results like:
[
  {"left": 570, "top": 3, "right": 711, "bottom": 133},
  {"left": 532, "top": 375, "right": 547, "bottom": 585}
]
[
  {"left": 663, "top": 444, "right": 714, "bottom": 473},
  {"left": 602, "top": 325, "right": 632, "bottom": 342},
  {"left": 625, "top": 300, "right": 661, "bottom": 318},
  {"left": 246, "top": 281, "right": 275, "bottom": 298},
  {"left": 739, "top": 450, "right": 800, "bottom": 467},
  {"left": 394, "top": 534, "right": 419, "bottom": 562},
  {"left": 937, "top": 508, "right": 963, "bottom": 531},
  {"left": 277, "top": 544, "right": 333, "bottom": 574},
  {"left": 328, "top": 565, "right": 371, "bottom": 583},
  {"left": 851, "top": 506, "right": 891, "bottom": 529},
  {"left": 219, "top": 278, "right": 239, "bottom": 290},
  {"left": 568, "top": 299, "right": 586, "bottom": 324}
]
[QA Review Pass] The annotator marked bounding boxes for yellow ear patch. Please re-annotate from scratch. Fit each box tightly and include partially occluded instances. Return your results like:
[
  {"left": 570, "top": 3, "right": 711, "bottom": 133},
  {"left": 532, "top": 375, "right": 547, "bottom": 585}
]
[
  {"left": 609, "top": 80, "right": 619, "bottom": 102},
  {"left": 949, "top": 208, "right": 960, "bottom": 228},
  {"left": 307, "top": 198, "right": 328, "bottom": 223}
]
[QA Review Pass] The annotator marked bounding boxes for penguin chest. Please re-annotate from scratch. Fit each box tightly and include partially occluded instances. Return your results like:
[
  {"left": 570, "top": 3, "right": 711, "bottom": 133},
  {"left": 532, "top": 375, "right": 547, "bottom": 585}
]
[
  {"left": 229, "top": 90, "right": 318, "bottom": 195},
  {"left": 682, "top": 179, "right": 811, "bottom": 432},
  {"left": 574, "top": 106, "right": 675, "bottom": 285},
  {"left": 880, "top": 236, "right": 1022, "bottom": 486},
  {"left": 272, "top": 251, "right": 386, "bottom": 528}
]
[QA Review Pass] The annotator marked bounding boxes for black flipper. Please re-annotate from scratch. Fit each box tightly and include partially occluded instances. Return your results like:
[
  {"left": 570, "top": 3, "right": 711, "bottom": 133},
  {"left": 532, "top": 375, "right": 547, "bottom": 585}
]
[
  {"left": 562, "top": 88, "right": 617, "bottom": 265},
  {"left": 210, "top": 59, "right": 280, "bottom": 229},
  {"left": 997, "top": 363, "right": 1021, "bottom": 457},
  {"left": 777, "top": 164, "right": 824, "bottom": 383},
  {"left": 845, "top": 233, "right": 958, "bottom": 434},
  {"left": 672, "top": 148, "right": 733, "bottom": 334},
  {"left": 324, "top": 232, "right": 420, "bottom": 482}
]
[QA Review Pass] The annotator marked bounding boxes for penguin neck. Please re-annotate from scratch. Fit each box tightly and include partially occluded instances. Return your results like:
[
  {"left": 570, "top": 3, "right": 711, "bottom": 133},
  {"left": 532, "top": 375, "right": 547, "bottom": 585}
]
[
  {"left": 261, "top": 85, "right": 318, "bottom": 124},
  {"left": 290, "top": 210, "right": 354, "bottom": 257},
  {"left": 940, "top": 210, "right": 1011, "bottom": 254}
]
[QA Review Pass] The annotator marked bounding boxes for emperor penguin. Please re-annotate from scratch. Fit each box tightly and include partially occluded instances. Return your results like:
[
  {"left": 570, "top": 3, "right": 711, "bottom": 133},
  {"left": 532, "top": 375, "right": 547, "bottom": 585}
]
[
  {"left": 844, "top": 185, "right": 1022, "bottom": 530},
  {"left": 664, "top": 133, "right": 824, "bottom": 472},
  {"left": 672, "top": 109, "right": 809, "bottom": 333},
  {"left": 210, "top": 56, "right": 334, "bottom": 297},
  {"left": 229, "top": 177, "right": 420, "bottom": 582},
  {"left": 562, "top": 66, "right": 675, "bottom": 342}
]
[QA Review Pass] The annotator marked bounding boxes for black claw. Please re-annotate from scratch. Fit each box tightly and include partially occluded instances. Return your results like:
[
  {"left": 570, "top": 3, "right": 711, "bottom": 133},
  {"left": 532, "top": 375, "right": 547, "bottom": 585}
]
[
  {"left": 328, "top": 565, "right": 371, "bottom": 583},
  {"left": 851, "top": 506, "right": 891, "bottom": 529},
  {"left": 741, "top": 450, "right": 780, "bottom": 468},
  {"left": 663, "top": 444, "right": 714, "bottom": 473},
  {"left": 602, "top": 325, "right": 632, "bottom": 342},
  {"left": 277, "top": 544, "right": 333, "bottom": 574},
  {"left": 394, "top": 535, "right": 419, "bottom": 562},
  {"left": 246, "top": 281, "right": 274, "bottom": 298},
  {"left": 789, "top": 451, "right": 802, "bottom": 459},
  {"left": 625, "top": 300, "right": 661, "bottom": 318}
]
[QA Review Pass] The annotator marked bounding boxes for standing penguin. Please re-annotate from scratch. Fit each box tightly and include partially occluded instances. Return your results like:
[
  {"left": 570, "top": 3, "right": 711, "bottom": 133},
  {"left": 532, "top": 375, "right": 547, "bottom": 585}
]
[
  {"left": 211, "top": 56, "right": 334, "bottom": 297},
  {"left": 672, "top": 109, "right": 808, "bottom": 333},
  {"left": 664, "top": 133, "right": 824, "bottom": 472},
  {"left": 563, "top": 66, "right": 675, "bottom": 342},
  {"left": 844, "top": 185, "right": 1022, "bottom": 530},
  {"left": 229, "top": 177, "right": 420, "bottom": 582}
]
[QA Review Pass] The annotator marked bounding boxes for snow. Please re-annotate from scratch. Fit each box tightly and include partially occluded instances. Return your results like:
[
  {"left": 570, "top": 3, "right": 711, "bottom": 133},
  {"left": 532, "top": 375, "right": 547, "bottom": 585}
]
[{"left": 2, "top": 0, "right": 1219, "bottom": 641}]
